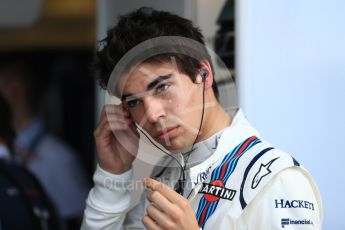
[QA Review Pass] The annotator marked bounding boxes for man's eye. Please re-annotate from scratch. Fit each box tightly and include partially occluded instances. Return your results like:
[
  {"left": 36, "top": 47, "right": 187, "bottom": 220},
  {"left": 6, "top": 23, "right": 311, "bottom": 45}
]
[
  {"left": 127, "top": 99, "right": 140, "bottom": 108},
  {"left": 155, "top": 84, "right": 170, "bottom": 94}
]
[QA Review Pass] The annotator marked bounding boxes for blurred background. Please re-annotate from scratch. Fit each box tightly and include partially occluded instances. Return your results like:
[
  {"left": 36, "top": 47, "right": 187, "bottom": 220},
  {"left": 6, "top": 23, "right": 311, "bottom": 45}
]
[
  {"left": 0, "top": 0, "right": 344, "bottom": 229},
  {"left": 0, "top": 0, "right": 96, "bottom": 176}
]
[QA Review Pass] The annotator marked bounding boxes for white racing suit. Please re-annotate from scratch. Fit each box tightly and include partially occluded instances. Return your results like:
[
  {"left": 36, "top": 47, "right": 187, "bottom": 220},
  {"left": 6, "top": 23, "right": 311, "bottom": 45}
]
[{"left": 82, "top": 110, "right": 323, "bottom": 229}]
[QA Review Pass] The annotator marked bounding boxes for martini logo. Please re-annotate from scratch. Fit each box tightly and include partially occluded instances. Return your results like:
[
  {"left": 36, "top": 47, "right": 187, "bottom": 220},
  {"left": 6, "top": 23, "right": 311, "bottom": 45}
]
[{"left": 199, "top": 180, "right": 237, "bottom": 202}]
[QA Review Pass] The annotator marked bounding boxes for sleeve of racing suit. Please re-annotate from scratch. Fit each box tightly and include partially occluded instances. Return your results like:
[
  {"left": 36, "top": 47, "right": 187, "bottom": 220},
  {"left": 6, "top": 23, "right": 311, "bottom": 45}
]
[
  {"left": 236, "top": 167, "right": 323, "bottom": 229},
  {"left": 81, "top": 164, "right": 134, "bottom": 230},
  {"left": 122, "top": 188, "right": 149, "bottom": 228}
]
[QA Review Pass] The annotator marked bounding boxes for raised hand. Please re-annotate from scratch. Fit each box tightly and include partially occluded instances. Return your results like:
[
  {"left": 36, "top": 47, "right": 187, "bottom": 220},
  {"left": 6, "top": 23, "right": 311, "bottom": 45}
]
[
  {"left": 142, "top": 178, "right": 199, "bottom": 230},
  {"left": 94, "top": 105, "right": 139, "bottom": 174}
]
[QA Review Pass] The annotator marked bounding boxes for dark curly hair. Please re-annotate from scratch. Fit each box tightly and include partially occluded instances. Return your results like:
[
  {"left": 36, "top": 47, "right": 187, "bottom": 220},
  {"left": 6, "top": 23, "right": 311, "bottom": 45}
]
[{"left": 94, "top": 7, "right": 219, "bottom": 99}]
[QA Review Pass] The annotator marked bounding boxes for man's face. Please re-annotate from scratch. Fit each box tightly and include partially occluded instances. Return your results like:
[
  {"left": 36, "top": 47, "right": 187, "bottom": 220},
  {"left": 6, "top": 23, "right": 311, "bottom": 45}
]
[{"left": 118, "top": 61, "right": 205, "bottom": 151}]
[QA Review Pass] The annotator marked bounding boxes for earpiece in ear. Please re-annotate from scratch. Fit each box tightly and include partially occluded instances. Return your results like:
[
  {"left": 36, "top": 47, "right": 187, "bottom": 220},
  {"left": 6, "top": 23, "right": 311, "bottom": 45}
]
[{"left": 200, "top": 70, "right": 208, "bottom": 81}]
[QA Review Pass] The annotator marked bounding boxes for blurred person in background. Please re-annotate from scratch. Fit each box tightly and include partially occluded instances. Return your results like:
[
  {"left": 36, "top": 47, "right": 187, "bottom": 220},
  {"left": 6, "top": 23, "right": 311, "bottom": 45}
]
[
  {"left": 0, "top": 92, "right": 61, "bottom": 230},
  {"left": 0, "top": 58, "right": 90, "bottom": 229}
]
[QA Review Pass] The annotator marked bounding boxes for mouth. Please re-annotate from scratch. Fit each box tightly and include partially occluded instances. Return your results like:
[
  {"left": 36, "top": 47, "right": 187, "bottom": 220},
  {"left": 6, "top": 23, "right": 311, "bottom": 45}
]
[{"left": 154, "top": 125, "right": 180, "bottom": 142}]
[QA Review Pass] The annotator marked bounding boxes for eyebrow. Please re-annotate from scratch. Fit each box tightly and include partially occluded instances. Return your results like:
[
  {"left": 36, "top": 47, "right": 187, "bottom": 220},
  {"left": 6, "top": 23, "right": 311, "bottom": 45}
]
[
  {"left": 121, "top": 93, "right": 134, "bottom": 102},
  {"left": 121, "top": 74, "right": 172, "bottom": 102},
  {"left": 146, "top": 74, "right": 172, "bottom": 91}
]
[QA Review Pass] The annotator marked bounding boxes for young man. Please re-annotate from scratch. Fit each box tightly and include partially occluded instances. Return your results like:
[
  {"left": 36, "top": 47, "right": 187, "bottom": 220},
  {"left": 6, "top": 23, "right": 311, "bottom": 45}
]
[{"left": 82, "top": 7, "right": 322, "bottom": 229}]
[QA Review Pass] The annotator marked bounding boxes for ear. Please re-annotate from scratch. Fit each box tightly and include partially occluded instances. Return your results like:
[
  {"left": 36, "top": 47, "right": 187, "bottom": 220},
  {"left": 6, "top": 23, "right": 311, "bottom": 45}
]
[{"left": 195, "top": 60, "right": 214, "bottom": 91}]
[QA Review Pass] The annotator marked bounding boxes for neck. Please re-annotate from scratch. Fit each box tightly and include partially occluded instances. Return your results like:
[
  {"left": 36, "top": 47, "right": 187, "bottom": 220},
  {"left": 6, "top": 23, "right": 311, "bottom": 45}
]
[{"left": 196, "top": 100, "right": 232, "bottom": 143}]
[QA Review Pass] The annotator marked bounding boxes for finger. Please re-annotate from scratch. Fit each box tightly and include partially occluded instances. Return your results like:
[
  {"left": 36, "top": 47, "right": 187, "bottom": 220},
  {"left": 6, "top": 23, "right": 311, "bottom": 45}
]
[
  {"left": 142, "top": 215, "right": 161, "bottom": 230},
  {"left": 105, "top": 107, "right": 133, "bottom": 126},
  {"left": 96, "top": 111, "right": 138, "bottom": 139},
  {"left": 146, "top": 204, "right": 173, "bottom": 229},
  {"left": 101, "top": 110, "right": 129, "bottom": 125},
  {"left": 107, "top": 115, "right": 132, "bottom": 124},
  {"left": 114, "top": 123, "right": 140, "bottom": 140},
  {"left": 96, "top": 106, "right": 126, "bottom": 128},
  {"left": 94, "top": 117, "right": 110, "bottom": 137},
  {"left": 105, "top": 113, "right": 135, "bottom": 131},
  {"left": 107, "top": 115, "right": 138, "bottom": 134},
  {"left": 143, "top": 178, "right": 181, "bottom": 204},
  {"left": 108, "top": 121, "right": 130, "bottom": 132},
  {"left": 100, "top": 115, "right": 128, "bottom": 131},
  {"left": 96, "top": 107, "right": 108, "bottom": 128},
  {"left": 104, "top": 104, "right": 129, "bottom": 117},
  {"left": 99, "top": 105, "right": 126, "bottom": 119},
  {"left": 94, "top": 117, "right": 127, "bottom": 139},
  {"left": 147, "top": 190, "right": 176, "bottom": 216}
]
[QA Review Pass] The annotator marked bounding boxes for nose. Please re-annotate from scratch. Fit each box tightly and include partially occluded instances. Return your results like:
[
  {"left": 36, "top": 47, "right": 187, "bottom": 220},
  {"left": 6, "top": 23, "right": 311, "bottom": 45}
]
[{"left": 143, "top": 97, "right": 166, "bottom": 123}]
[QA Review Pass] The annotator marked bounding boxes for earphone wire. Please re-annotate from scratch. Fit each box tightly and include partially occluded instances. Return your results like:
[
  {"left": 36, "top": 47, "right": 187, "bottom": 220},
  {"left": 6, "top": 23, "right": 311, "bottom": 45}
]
[
  {"left": 179, "top": 77, "right": 206, "bottom": 194},
  {"left": 135, "top": 124, "right": 184, "bottom": 171}
]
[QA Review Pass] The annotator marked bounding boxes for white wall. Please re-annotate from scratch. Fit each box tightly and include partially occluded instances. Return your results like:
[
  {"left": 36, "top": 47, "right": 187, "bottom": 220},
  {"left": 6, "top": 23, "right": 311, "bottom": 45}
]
[{"left": 237, "top": 0, "right": 345, "bottom": 229}]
